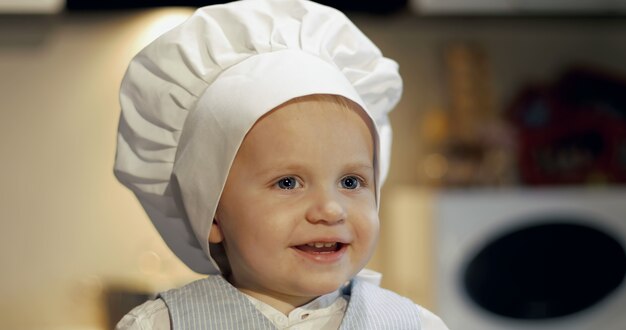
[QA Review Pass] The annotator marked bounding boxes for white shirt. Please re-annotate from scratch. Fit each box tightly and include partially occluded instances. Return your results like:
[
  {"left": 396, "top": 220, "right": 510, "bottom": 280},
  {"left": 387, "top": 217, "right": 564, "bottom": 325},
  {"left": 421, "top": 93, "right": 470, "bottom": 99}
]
[{"left": 242, "top": 290, "right": 347, "bottom": 329}]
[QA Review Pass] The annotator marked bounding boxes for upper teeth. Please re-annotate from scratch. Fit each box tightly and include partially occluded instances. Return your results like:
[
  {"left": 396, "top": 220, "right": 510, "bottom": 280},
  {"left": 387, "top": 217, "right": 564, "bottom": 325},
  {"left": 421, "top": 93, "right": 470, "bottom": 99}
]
[{"left": 307, "top": 242, "right": 336, "bottom": 248}]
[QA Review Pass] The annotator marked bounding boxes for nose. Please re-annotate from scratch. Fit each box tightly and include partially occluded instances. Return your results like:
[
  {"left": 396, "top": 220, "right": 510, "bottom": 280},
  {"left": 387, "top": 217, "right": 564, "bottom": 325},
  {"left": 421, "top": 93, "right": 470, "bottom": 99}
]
[{"left": 305, "top": 189, "right": 347, "bottom": 225}]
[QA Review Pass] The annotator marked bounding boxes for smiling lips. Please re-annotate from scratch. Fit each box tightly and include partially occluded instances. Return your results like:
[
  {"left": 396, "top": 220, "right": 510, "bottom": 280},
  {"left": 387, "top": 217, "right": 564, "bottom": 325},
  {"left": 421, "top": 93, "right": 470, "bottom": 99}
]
[{"left": 295, "top": 242, "right": 344, "bottom": 253}]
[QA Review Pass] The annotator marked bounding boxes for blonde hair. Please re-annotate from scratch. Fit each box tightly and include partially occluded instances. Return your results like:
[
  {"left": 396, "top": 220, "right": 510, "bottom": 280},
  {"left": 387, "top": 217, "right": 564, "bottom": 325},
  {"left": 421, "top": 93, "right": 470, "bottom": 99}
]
[{"left": 285, "top": 94, "right": 364, "bottom": 113}]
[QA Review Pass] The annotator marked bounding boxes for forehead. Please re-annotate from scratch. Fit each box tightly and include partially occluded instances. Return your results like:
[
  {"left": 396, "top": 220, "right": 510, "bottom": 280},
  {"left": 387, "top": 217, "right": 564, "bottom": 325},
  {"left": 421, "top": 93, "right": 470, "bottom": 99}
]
[
  {"left": 236, "top": 95, "right": 375, "bottom": 163},
  {"left": 251, "top": 95, "right": 374, "bottom": 142},
  {"left": 256, "top": 94, "right": 374, "bottom": 137}
]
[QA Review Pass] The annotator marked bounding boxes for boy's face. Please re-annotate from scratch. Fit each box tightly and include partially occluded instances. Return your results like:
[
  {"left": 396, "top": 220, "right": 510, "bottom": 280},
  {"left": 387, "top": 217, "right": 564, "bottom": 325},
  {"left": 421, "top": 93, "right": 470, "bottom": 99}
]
[{"left": 210, "top": 96, "right": 378, "bottom": 308}]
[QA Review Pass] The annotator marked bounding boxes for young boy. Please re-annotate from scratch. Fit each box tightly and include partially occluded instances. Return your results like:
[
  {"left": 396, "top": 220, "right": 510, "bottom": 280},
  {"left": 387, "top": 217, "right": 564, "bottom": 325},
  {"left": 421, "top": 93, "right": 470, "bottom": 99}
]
[{"left": 114, "top": 0, "right": 449, "bottom": 329}]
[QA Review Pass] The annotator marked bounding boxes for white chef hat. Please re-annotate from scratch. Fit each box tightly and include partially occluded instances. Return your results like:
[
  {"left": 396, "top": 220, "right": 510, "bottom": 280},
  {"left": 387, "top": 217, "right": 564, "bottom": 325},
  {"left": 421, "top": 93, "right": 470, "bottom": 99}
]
[{"left": 114, "top": 0, "right": 402, "bottom": 275}]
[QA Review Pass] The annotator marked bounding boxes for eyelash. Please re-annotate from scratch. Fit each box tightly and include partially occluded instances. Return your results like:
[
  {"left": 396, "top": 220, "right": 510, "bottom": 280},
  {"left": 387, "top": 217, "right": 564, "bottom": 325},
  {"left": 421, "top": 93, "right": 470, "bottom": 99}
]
[
  {"left": 275, "top": 176, "right": 300, "bottom": 190},
  {"left": 340, "top": 175, "right": 365, "bottom": 190},
  {"left": 273, "top": 175, "right": 367, "bottom": 190}
]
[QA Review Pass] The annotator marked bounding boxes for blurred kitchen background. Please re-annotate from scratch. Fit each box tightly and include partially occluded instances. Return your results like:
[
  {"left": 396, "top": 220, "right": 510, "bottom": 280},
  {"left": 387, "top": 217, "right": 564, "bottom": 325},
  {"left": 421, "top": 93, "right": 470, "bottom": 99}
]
[{"left": 1, "top": 0, "right": 626, "bottom": 329}]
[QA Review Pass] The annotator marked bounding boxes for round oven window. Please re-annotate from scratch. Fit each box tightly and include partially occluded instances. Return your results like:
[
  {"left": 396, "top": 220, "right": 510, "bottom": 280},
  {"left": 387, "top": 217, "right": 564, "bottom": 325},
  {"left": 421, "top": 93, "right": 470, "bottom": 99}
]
[{"left": 463, "top": 221, "right": 626, "bottom": 319}]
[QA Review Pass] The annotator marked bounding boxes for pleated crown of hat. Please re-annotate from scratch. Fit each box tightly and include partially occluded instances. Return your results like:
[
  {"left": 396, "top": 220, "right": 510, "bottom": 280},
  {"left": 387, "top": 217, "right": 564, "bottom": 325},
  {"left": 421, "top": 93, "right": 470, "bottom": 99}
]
[{"left": 114, "top": 0, "right": 402, "bottom": 274}]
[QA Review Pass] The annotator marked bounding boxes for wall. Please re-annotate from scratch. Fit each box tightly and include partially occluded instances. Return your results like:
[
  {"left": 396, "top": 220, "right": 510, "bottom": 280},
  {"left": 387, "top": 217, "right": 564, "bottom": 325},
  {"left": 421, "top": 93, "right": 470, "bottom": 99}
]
[{"left": 0, "top": 9, "right": 203, "bottom": 330}]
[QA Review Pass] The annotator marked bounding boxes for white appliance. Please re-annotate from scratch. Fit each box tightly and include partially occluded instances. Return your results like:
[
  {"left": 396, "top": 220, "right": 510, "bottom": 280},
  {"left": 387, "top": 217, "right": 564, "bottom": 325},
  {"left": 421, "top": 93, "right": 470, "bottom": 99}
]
[
  {"left": 0, "top": 0, "right": 64, "bottom": 14},
  {"left": 436, "top": 188, "right": 626, "bottom": 330}
]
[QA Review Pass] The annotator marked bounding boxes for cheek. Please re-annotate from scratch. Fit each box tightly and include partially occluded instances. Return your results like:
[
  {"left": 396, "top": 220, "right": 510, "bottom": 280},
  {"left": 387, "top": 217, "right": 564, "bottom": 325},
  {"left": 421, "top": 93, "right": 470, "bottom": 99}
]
[
  {"left": 220, "top": 198, "right": 294, "bottom": 247},
  {"left": 366, "top": 214, "right": 380, "bottom": 244},
  {"left": 352, "top": 204, "right": 380, "bottom": 246}
]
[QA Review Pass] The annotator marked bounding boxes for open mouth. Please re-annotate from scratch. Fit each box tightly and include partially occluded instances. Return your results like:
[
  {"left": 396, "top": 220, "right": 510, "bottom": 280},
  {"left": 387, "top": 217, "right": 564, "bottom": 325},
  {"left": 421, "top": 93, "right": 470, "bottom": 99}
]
[{"left": 294, "top": 242, "right": 345, "bottom": 254}]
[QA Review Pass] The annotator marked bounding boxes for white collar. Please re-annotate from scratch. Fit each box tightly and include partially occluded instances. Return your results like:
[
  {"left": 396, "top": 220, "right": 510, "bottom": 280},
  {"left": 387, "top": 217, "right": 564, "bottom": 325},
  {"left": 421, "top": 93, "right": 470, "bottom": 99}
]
[{"left": 242, "top": 290, "right": 347, "bottom": 328}]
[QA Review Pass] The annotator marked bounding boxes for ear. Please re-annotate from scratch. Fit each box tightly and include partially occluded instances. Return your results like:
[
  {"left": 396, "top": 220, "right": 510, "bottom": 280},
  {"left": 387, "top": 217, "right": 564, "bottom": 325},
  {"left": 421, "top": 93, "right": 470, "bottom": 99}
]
[{"left": 208, "top": 218, "right": 224, "bottom": 244}]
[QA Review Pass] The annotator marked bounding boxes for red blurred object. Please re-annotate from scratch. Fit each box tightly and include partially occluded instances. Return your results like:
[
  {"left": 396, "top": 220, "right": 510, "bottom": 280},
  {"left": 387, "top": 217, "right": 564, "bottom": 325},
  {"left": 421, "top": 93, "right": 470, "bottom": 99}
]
[{"left": 508, "top": 67, "right": 626, "bottom": 185}]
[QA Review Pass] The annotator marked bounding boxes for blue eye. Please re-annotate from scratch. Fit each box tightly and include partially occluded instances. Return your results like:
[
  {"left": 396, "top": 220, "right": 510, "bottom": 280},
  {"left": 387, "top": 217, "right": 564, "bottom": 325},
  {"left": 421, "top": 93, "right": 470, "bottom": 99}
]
[
  {"left": 341, "top": 176, "right": 361, "bottom": 189},
  {"left": 277, "top": 177, "right": 298, "bottom": 190}
]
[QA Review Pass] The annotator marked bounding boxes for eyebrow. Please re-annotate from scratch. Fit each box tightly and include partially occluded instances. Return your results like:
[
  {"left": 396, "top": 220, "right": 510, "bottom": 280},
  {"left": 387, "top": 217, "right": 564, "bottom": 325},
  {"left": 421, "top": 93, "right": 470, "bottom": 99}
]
[
  {"left": 252, "top": 162, "right": 306, "bottom": 178},
  {"left": 254, "top": 161, "right": 374, "bottom": 177},
  {"left": 343, "top": 162, "right": 374, "bottom": 173}
]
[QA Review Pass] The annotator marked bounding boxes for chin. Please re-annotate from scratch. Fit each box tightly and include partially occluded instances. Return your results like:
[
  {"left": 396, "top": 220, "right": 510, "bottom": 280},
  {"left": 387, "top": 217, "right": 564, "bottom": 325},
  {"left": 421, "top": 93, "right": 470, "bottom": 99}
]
[{"left": 293, "top": 272, "right": 354, "bottom": 297}]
